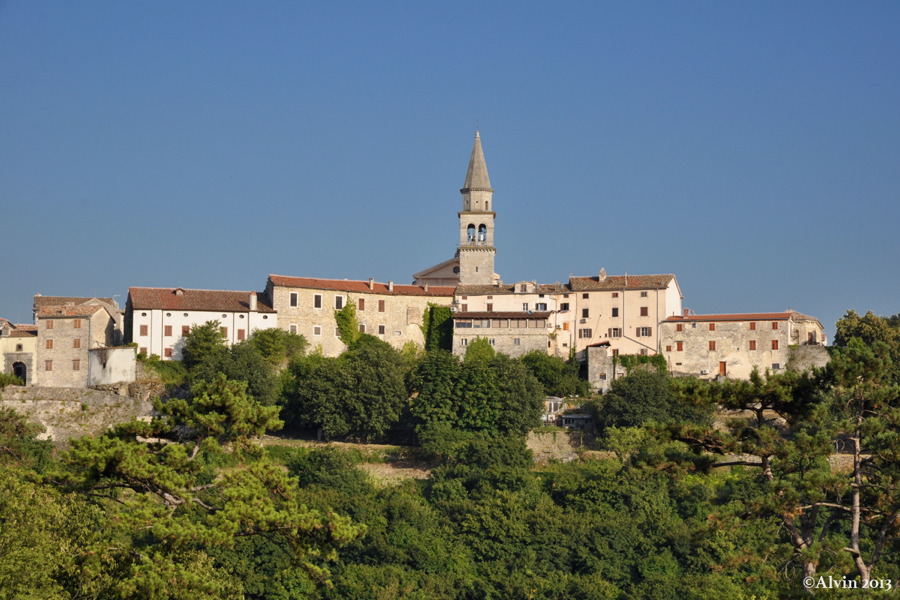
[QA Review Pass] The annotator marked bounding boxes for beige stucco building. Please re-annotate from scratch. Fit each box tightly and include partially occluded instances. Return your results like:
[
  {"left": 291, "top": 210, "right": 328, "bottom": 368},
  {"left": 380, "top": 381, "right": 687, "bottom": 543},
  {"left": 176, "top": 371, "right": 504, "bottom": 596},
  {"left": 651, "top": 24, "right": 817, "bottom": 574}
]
[
  {"left": 0, "top": 319, "right": 37, "bottom": 384},
  {"left": 658, "top": 310, "right": 827, "bottom": 379},
  {"left": 267, "top": 275, "right": 455, "bottom": 356}
]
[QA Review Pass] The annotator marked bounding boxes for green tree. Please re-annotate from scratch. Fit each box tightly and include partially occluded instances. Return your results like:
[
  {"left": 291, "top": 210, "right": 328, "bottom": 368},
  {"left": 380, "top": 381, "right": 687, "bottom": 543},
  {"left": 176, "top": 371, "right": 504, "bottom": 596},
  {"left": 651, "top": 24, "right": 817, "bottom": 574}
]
[
  {"left": 463, "top": 336, "right": 495, "bottom": 363},
  {"left": 597, "top": 369, "right": 713, "bottom": 432},
  {"left": 181, "top": 321, "right": 228, "bottom": 372},
  {"left": 334, "top": 301, "right": 360, "bottom": 346},
  {"left": 520, "top": 350, "right": 591, "bottom": 397},
  {"left": 247, "top": 327, "right": 308, "bottom": 367}
]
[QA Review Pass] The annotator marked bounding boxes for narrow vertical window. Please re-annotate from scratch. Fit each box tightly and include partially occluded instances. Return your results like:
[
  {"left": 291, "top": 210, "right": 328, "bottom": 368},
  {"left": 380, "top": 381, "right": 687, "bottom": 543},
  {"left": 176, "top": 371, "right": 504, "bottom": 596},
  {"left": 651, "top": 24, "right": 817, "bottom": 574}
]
[
  {"left": 314, "top": 294, "right": 322, "bottom": 308},
  {"left": 290, "top": 292, "right": 298, "bottom": 307}
]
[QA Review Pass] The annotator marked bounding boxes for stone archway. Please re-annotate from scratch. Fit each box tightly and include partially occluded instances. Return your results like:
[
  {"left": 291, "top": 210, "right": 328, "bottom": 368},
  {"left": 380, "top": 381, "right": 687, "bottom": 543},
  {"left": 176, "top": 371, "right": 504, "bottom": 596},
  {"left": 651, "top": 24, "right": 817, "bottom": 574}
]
[{"left": 12, "top": 362, "right": 26, "bottom": 385}]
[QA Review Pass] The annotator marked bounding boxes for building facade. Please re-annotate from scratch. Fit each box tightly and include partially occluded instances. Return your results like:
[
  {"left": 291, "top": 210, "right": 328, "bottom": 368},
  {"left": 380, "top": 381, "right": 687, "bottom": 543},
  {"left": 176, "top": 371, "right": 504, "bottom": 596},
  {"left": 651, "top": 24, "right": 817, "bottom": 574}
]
[
  {"left": 266, "top": 275, "right": 455, "bottom": 356},
  {"left": 659, "top": 310, "right": 827, "bottom": 379},
  {"left": 33, "top": 303, "right": 119, "bottom": 387},
  {"left": 126, "top": 288, "right": 278, "bottom": 360},
  {"left": 0, "top": 319, "right": 37, "bottom": 384}
]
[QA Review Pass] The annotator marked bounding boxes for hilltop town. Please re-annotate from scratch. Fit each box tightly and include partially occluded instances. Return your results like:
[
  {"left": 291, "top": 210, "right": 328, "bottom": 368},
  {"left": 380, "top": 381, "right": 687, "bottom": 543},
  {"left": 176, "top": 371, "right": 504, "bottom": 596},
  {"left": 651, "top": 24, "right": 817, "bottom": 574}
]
[{"left": 1, "top": 132, "right": 829, "bottom": 392}]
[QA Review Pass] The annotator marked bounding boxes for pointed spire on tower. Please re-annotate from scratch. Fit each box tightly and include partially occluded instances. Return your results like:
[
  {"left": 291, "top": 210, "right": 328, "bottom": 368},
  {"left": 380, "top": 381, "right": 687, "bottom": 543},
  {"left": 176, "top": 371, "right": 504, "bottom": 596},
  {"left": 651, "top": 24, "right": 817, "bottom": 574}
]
[{"left": 462, "top": 130, "right": 493, "bottom": 192}]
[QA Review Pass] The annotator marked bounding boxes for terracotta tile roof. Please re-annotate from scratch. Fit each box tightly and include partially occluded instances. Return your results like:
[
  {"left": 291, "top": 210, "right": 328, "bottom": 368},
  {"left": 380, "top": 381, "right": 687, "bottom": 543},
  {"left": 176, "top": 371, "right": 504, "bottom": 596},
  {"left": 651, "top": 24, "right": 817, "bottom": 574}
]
[
  {"left": 128, "top": 288, "right": 275, "bottom": 313},
  {"left": 456, "top": 282, "right": 568, "bottom": 295},
  {"left": 568, "top": 274, "right": 676, "bottom": 291},
  {"left": 663, "top": 311, "right": 819, "bottom": 324},
  {"left": 268, "top": 275, "right": 456, "bottom": 297},
  {"left": 8, "top": 327, "right": 37, "bottom": 338},
  {"left": 34, "top": 296, "right": 117, "bottom": 309},
  {"left": 452, "top": 311, "right": 552, "bottom": 319},
  {"left": 36, "top": 305, "right": 109, "bottom": 318}
]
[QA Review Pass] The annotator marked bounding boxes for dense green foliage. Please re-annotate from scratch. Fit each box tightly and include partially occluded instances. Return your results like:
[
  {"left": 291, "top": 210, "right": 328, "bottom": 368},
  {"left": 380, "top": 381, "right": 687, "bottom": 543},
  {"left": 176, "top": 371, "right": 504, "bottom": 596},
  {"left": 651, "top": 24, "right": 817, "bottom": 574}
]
[
  {"left": 1, "top": 310, "right": 897, "bottom": 597},
  {"left": 520, "top": 350, "right": 592, "bottom": 397},
  {"left": 0, "top": 372, "right": 24, "bottom": 388},
  {"left": 421, "top": 303, "right": 453, "bottom": 351}
]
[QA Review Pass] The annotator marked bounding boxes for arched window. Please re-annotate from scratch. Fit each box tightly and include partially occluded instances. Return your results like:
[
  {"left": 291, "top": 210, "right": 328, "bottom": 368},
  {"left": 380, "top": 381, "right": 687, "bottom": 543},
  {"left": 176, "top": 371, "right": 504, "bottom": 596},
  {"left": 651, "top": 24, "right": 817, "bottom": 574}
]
[
  {"left": 485, "top": 201, "right": 489, "bottom": 211},
  {"left": 478, "top": 224, "right": 487, "bottom": 242},
  {"left": 467, "top": 224, "right": 476, "bottom": 242}
]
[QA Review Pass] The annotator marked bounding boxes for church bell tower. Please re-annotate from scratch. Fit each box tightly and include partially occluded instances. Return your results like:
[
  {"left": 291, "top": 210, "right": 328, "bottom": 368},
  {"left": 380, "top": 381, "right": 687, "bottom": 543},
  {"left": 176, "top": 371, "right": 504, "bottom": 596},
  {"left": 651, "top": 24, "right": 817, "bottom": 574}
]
[{"left": 457, "top": 131, "right": 496, "bottom": 285}]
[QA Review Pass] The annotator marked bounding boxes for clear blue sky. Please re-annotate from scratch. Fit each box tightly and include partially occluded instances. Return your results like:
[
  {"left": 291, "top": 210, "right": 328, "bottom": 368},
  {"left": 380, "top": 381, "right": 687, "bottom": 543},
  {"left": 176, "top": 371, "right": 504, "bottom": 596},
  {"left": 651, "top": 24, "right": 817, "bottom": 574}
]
[{"left": 2, "top": 1, "right": 898, "bottom": 340}]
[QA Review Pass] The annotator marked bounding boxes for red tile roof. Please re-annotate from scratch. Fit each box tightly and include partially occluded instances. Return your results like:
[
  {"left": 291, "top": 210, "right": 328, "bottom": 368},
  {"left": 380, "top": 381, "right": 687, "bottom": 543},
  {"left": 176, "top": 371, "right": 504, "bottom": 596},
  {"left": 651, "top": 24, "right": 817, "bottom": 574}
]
[
  {"left": 268, "top": 275, "right": 455, "bottom": 297},
  {"left": 452, "top": 311, "right": 552, "bottom": 319},
  {"left": 456, "top": 282, "right": 568, "bottom": 295},
  {"left": 33, "top": 296, "right": 117, "bottom": 309},
  {"left": 36, "top": 305, "right": 109, "bottom": 318},
  {"left": 568, "top": 274, "right": 676, "bottom": 291},
  {"left": 128, "top": 288, "right": 275, "bottom": 313},
  {"left": 663, "top": 311, "right": 819, "bottom": 324}
]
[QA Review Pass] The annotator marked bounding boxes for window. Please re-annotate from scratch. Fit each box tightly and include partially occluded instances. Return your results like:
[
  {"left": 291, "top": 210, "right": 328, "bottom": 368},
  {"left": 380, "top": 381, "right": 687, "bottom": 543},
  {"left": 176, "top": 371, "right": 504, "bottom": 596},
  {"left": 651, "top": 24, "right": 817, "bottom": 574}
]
[
  {"left": 640, "top": 349, "right": 648, "bottom": 356},
  {"left": 334, "top": 296, "right": 344, "bottom": 309},
  {"left": 676, "top": 341, "right": 684, "bottom": 351},
  {"left": 749, "top": 322, "right": 756, "bottom": 331},
  {"left": 290, "top": 324, "right": 297, "bottom": 334},
  {"left": 612, "top": 307, "right": 619, "bottom": 317},
  {"left": 359, "top": 324, "right": 366, "bottom": 334},
  {"left": 523, "top": 303, "right": 529, "bottom": 311},
  {"left": 46, "top": 320, "right": 54, "bottom": 330},
  {"left": 513, "top": 338, "right": 521, "bottom": 346},
  {"left": 46, "top": 339, "right": 53, "bottom": 349},
  {"left": 612, "top": 292, "right": 619, "bottom": 298},
  {"left": 73, "top": 338, "right": 81, "bottom": 349},
  {"left": 536, "top": 303, "right": 547, "bottom": 311},
  {"left": 562, "top": 322, "right": 570, "bottom": 331},
  {"left": 182, "top": 325, "right": 190, "bottom": 336},
  {"left": 676, "top": 323, "right": 683, "bottom": 332},
  {"left": 73, "top": 359, "right": 82, "bottom": 370},
  {"left": 139, "top": 325, "right": 148, "bottom": 336},
  {"left": 164, "top": 325, "right": 173, "bottom": 337},
  {"left": 709, "top": 323, "right": 715, "bottom": 331},
  {"left": 489, "top": 339, "right": 495, "bottom": 346},
  {"left": 582, "top": 308, "right": 589, "bottom": 318},
  {"left": 290, "top": 292, "right": 298, "bottom": 307},
  {"left": 578, "top": 328, "right": 593, "bottom": 338},
  {"left": 665, "top": 345, "right": 672, "bottom": 352},
  {"left": 139, "top": 347, "right": 147, "bottom": 355},
  {"left": 772, "top": 322, "right": 779, "bottom": 330},
  {"left": 314, "top": 294, "right": 322, "bottom": 308},
  {"left": 640, "top": 307, "right": 649, "bottom": 317},
  {"left": 582, "top": 293, "right": 589, "bottom": 299},
  {"left": 358, "top": 298, "right": 365, "bottom": 311},
  {"left": 15, "top": 344, "right": 22, "bottom": 352},
  {"left": 378, "top": 325, "right": 385, "bottom": 335},
  {"left": 612, "top": 349, "right": 619, "bottom": 357},
  {"left": 237, "top": 329, "right": 245, "bottom": 341},
  {"left": 560, "top": 302, "right": 569, "bottom": 311},
  {"left": 461, "top": 304, "right": 468, "bottom": 312},
  {"left": 313, "top": 326, "right": 322, "bottom": 336},
  {"left": 45, "top": 360, "right": 52, "bottom": 371},
  {"left": 749, "top": 340, "right": 757, "bottom": 351},
  {"left": 609, "top": 328, "right": 621, "bottom": 338},
  {"left": 772, "top": 363, "right": 782, "bottom": 370},
  {"left": 772, "top": 340, "right": 779, "bottom": 350},
  {"left": 334, "top": 328, "right": 340, "bottom": 337},
  {"left": 378, "top": 300, "right": 385, "bottom": 312},
  {"left": 164, "top": 348, "right": 172, "bottom": 358},
  {"left": 640, "top": 291, "right": 648, "bottom": 297},
  {"left": 637, "top": 327, "right": 652, "bottom": 337},
  {"left": 220, "top": 327, "right": 228, "bottom": 338},
  {"left": 461, "top": 338, "right": 468, "bottom": 346},
  {"left": 709, "top": 340, "right": 717, "bottom": 351},
  {"left": 73, "top": 319, "right": 82, "bottom": 329}
]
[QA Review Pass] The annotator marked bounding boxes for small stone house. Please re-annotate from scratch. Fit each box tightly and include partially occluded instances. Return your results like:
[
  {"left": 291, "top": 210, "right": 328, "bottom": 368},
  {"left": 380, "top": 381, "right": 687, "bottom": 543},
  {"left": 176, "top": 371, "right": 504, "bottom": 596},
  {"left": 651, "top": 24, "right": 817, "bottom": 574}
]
[
  {"left": 0, "top": 319, "right": 37, "bottom": 384},
  {"left": 33, "top": 303, "right": 120, "bottom": 387}
]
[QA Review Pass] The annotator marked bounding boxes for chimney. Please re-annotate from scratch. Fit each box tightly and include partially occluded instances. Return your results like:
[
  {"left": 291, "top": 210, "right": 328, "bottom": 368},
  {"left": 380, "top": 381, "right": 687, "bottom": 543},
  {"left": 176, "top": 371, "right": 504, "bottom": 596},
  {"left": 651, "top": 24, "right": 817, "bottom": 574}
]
[
  {"left": 683, "top": 308, "right": 689, "bottom": 318},
  {"left": 388, "top": 281, "right": 394, "bottom": 292},
  {"left": 423, "top": 283, "right": 429, "bottom": 292},
  {"left": 174, "top": 288, "right": 184, "bottom": 297},
  {"left": 249, "top": 291, "right": 258, "bottom": 311},
  {"left": 368, "top": 278, "right": 374, "bottom": 291},
  {"left": 599, "top": 267, "right": 607, "bottom": 282}
]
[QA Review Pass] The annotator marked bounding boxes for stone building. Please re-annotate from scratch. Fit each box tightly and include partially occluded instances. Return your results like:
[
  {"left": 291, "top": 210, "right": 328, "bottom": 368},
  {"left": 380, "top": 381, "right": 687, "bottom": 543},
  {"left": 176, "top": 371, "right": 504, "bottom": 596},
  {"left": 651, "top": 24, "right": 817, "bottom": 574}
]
[
  {"left": 33, "top": 295, "right": 124, "bottom": 345},
  {"left": 658, "top": 310, "right": 827, "bottom": 380},
  {"left": 266, "top": 275, "right": 455, "bottom": 356},
  {"left": 125, "top": 287, "right": 278, "bottom": 360},
  {"left": 33, "top": 303, "right": 120, "bottom": 387},
  {"left": 0, "top": 319, "right": 37, "bottom": 384},
  {"left": 451, "top": 311, "right": 551, "bottom": 357}
]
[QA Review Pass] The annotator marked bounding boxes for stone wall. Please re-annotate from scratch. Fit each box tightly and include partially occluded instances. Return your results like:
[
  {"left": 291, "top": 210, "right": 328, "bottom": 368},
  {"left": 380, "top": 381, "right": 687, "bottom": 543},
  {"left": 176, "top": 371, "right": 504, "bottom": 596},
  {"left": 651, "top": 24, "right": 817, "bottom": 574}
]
[
  {"left": 788, "top": 344, "right": 830, "bottom": 372},
  {"left": 526, "top": 430, "right": 586, "bottom": 463},
  {"left": 0, "top": 385, "right": 154, "bottom": 443}
]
